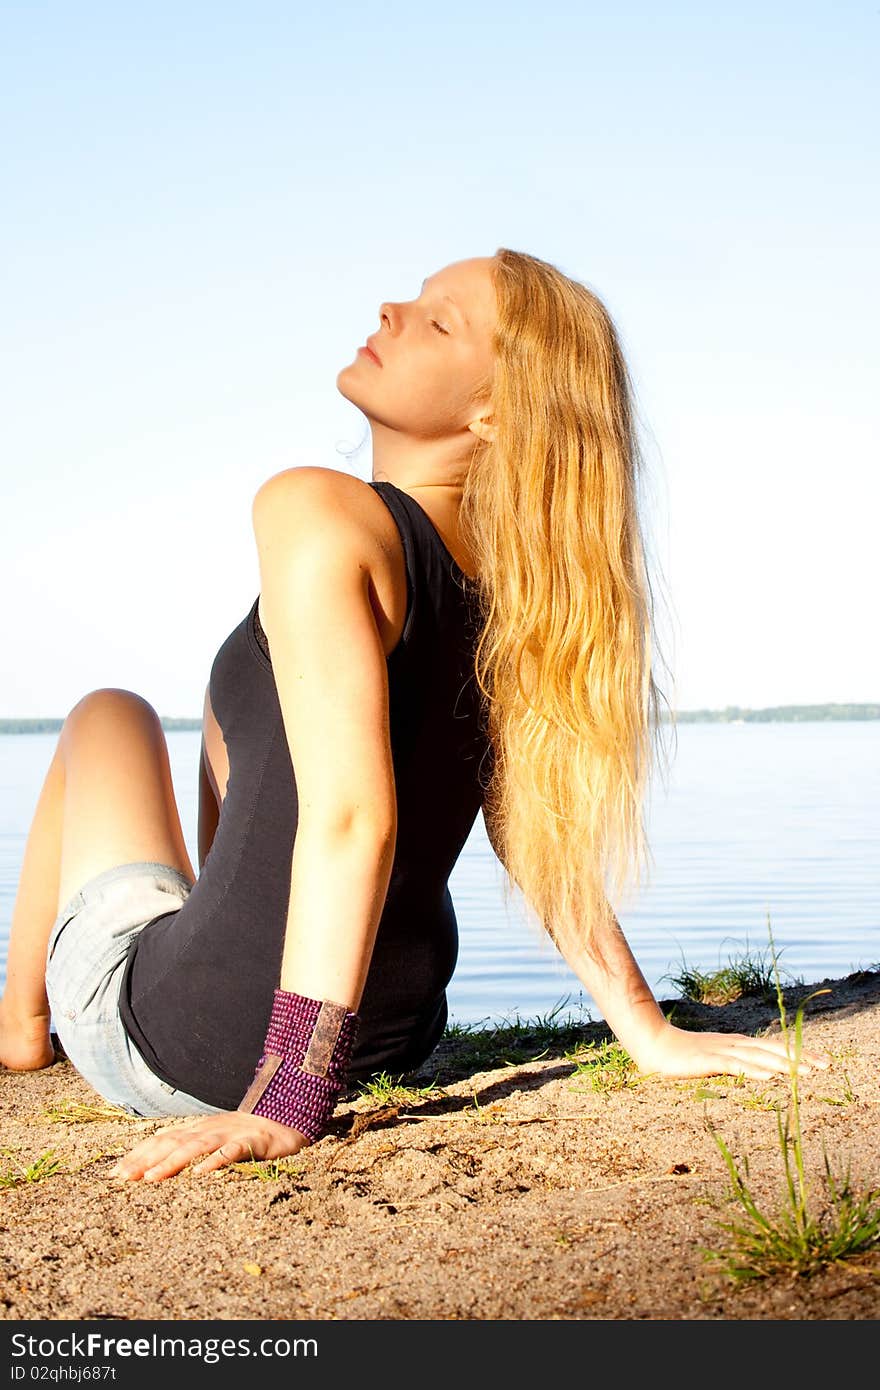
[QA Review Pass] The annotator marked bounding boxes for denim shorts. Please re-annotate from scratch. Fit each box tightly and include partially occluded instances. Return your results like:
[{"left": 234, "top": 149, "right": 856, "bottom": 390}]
[{"left": 45, "top": 861, "right": 224, "bottom": 1119}]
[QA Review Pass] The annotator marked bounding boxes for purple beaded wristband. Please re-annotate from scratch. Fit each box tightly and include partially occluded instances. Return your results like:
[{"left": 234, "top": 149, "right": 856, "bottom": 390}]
[{"left": 237, "top": 989, "right": 360, "bottom": 1142}]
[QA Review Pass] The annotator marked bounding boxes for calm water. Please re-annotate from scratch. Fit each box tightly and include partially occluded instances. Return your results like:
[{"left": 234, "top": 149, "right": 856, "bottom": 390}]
[{"left": 1, "top": 723, "right": 877, "bottom": 1026}]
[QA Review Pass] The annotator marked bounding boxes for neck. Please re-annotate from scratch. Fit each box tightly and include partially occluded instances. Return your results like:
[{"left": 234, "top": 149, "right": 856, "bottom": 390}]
[{"left": 367, "top": 421, "right": 472, "bottom": 497}]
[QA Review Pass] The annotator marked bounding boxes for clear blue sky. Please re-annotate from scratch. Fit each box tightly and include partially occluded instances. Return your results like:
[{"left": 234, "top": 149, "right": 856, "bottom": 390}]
[{"left": 1, "top": 0, "right": 877, "bottom": 718}]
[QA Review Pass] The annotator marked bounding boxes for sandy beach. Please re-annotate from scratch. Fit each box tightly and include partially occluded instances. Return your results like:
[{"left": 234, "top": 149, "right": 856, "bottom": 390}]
[{"left": 1, "top": 969, "right": 878, "bottom": 1325}]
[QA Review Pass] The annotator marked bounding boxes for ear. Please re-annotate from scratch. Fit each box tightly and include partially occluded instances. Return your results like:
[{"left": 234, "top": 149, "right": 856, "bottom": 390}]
[{"left": 467, "top": 415, "right": 496, "bottom": 444}]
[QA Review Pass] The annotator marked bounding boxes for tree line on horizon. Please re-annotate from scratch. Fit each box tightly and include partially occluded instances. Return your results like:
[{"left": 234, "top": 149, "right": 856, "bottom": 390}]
[
  {"left": 668, "top": 702, "right": 880, "bottom": 723},
  {"left": 1, "top": 703, "right": 878, "bottom": 734}
]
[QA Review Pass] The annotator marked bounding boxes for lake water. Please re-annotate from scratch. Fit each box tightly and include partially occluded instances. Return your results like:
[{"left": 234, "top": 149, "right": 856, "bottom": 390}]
[{"left": 1, "top": 723, "right": 877, "bottom": 1027}]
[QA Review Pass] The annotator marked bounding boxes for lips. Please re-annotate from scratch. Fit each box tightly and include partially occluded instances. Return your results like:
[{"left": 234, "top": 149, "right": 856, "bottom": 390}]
[{"left": 361, "top": 341, "right": 382, "bottom": 366}]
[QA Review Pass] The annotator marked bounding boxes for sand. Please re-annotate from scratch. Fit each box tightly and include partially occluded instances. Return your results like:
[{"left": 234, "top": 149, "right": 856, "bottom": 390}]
[{"left": 1, "top": 969, "right": 878, "bottom": 1326}]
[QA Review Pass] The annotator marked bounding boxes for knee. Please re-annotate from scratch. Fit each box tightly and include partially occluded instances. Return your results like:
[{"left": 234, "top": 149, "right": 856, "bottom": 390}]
[{"left": 63, "top": 688, "right": 162, "bottom": 733}]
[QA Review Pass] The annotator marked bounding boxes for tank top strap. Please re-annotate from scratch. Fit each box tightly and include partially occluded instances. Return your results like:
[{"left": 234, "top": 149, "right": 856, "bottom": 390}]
[
  {"left": 369, "top": 480, "right": 466, "bottom": 580},
  {"left": 249, "top": 480, "right": 468, "bottom": 667}
]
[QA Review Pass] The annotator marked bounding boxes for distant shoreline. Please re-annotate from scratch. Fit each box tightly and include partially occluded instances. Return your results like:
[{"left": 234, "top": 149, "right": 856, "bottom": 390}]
[
  {"left": 1, "top": 703, "right": 878, "bottom": 733},
  {"left": 0, "top": 717, "right": 208, "bottom": 734}
]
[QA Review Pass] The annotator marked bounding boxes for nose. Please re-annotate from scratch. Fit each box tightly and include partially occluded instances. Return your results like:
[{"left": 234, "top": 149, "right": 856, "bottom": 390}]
[{"left": 379, "top": 301, "right": 398, "bottom": 332}]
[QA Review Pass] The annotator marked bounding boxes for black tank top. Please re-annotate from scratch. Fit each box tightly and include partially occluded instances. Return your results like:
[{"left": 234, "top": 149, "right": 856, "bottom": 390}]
[{"left": 118, "top": 481, "right": 492, "bottom": 1109}]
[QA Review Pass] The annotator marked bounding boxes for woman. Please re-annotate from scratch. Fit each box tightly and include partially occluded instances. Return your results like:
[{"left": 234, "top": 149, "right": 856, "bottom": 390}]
[{"left": 0, "top": 249, "right": 826, "bottom": 1183}]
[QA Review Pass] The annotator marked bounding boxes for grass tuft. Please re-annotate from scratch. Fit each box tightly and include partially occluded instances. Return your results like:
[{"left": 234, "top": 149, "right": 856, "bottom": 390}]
[
  {"left": 702, "top": 917, "right": 880, "bottom": 1284},
  {"left": 565, "top": 1039, "right": 639, "bottom": 1093},
  {"left": 354, "top": 1073, "right": 441, "bottom": 1106},
  {"left": 440, "top": 997, "right": 594, "bottom": 1073},
  {"left": 665, "top": 939, "right": 791, "bottom": 1005},
  {"left": 0, "top": 1148, "right": 63, "bottom": 1188},
  {"left": 41, "top": 1098, "right": 133, "bottom": 1125},
  {"left": 229, "top": 1157, "right": 304, "bottom": 1182}
]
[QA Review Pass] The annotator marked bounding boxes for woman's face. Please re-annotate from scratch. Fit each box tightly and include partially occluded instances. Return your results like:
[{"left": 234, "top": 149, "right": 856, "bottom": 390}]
[{"left": 337, "top": 256, "right": 497, "bottom": 439}]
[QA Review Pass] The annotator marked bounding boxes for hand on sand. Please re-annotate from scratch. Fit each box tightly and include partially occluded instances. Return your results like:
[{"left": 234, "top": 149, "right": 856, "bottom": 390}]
[
  {"left": 632, "top": 1021, "right": 831, "bottom": 1081},
  {"left": 109, "top": 1111, "right": 309, "bottom": 1183}
]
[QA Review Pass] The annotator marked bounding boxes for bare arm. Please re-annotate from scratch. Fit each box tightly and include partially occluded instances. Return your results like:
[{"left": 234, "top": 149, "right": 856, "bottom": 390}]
[
  {"left": 483, "top": 813, "right": 829, "bottom": 1081},
  {"left": 113, "top": 469, "right": 398, "bottom": 1182},
  {"left": 254, "top": 470, "right": 397, "bottom": 1008}
]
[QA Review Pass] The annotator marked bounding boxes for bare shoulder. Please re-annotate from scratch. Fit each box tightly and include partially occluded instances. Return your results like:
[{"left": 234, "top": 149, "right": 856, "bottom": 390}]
[
  {"left": 251, "top": 466, "right": 407, "bottom": 658},
  {"left": 252, "top": 466, "right": 398, "bottom": 566}
]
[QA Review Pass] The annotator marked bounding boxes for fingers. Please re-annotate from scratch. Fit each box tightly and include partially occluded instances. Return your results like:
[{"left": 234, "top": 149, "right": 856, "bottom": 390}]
[
  {"left": 108, "top": 1130, "right": 179, "bottom": 1181},
  {"left": 694, "top": 1033, "right": 832, "bottom": 1081},
  {"left": 804, "top": 1052, "right": 832, "bottom": 1068},
  {"left": 743, "top": 1037, "right": 830, "bottom": 1073},
  {"left": 748, "top": 1033, "right": 831, "bottom": 1069},
  {"left": 647, "top": 1025, "right": 836, "bottom": 1081},
  {"left": 109, "top": 1122, "right": 252, "bottom": 1183},
  {"left": 191, "top": 1138, "right": 251, "bottom": 1177},
  {"left": 107, "top": 1112, "right": 302, "bottom": 1183},
  {"left": 723, "top": 1048, "right": 813, "bottom": 1079},
  {"left": 140, "top": 1132, "right": 231, "bottom": 1183},
  {"left": 708, "top": 1053, "right": 795, "bottom": 1082}
]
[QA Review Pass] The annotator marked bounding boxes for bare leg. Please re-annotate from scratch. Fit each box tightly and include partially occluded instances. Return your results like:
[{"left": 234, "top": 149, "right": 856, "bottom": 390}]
[
  {"left": 0, "top": 688, "right": 196, "bottom": 1070},
  {"left": 0, "top": 746, "right": 64, "bottom": 1067}
]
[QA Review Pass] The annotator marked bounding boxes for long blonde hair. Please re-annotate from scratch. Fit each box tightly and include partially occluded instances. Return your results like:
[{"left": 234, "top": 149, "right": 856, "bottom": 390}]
[{"left": 459, "top": 248, "right": 676, "bottom": 962}]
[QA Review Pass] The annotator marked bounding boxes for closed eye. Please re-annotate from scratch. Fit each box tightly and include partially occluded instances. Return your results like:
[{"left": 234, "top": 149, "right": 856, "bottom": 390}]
[{"left": 430, "top": 319, "right": 450, "bottom": 335}]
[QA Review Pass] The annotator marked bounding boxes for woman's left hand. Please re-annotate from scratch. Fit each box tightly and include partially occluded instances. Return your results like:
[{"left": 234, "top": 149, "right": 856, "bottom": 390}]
[
  {"left": 630, "top": 1020, "right": 831, "bottom": 1081},
  {"left": 109, "top": 1110, "right": 309, "bottom": 1183}
]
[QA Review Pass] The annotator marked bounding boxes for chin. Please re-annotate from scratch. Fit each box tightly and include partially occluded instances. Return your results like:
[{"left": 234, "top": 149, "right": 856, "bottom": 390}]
[{"left": 335, "top": 366, "right": 367, "bottom": 408}]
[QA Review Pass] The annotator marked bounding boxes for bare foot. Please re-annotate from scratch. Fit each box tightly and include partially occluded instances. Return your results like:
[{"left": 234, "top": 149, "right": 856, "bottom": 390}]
[{"left": 0, "top": 998, "right": 56, "bottom": 1070}]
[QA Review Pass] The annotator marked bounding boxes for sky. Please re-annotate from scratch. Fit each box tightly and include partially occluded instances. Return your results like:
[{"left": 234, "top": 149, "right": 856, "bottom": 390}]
[{"left": 1, "top": 0, "right": 877, "bottom": 719}]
